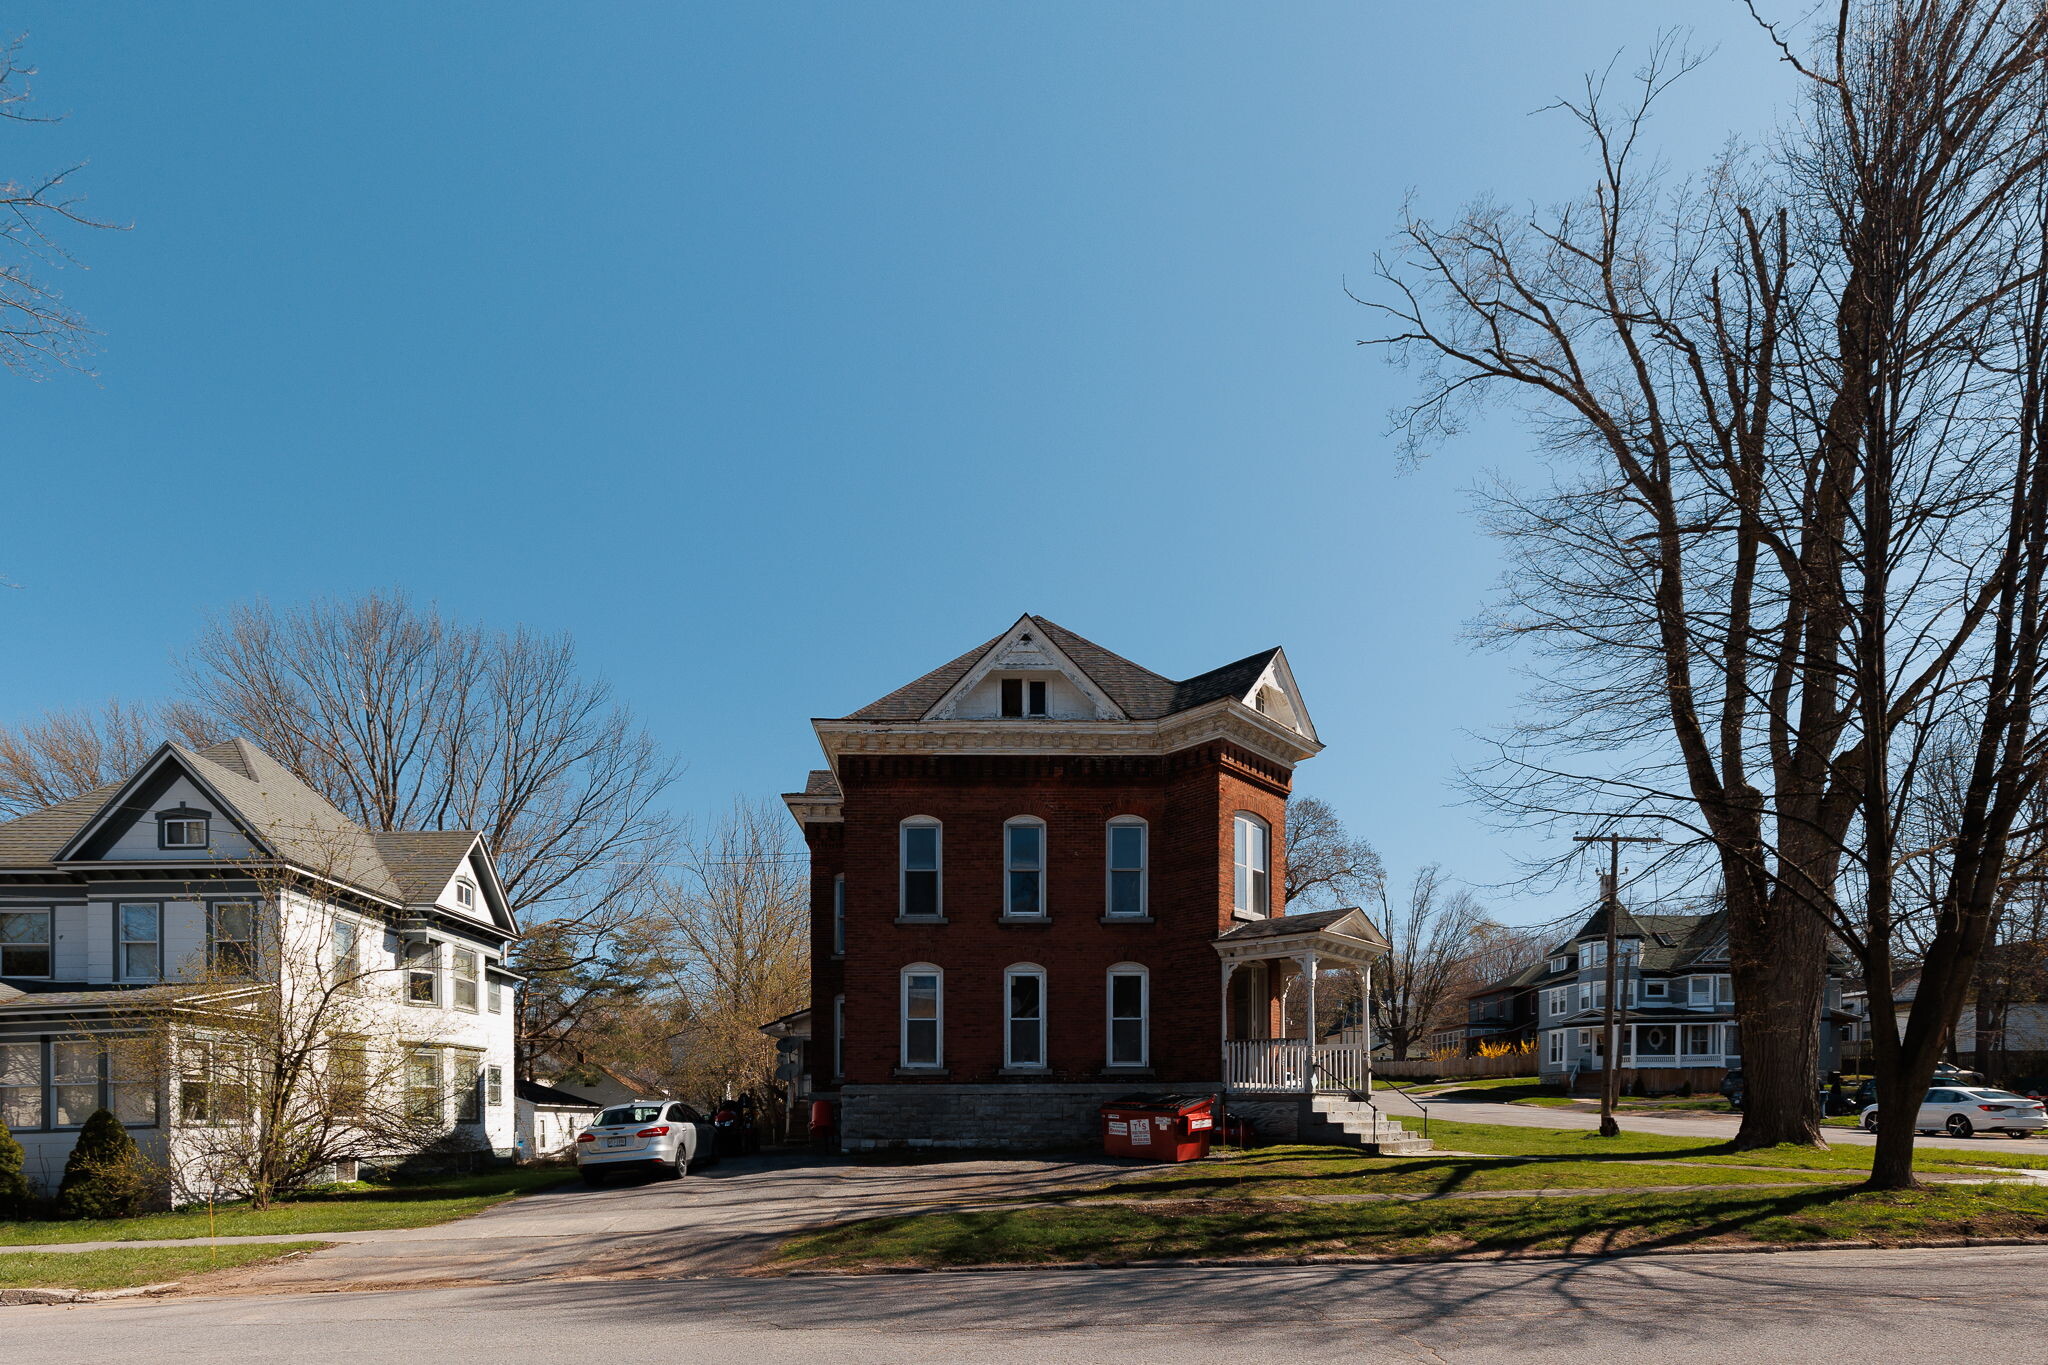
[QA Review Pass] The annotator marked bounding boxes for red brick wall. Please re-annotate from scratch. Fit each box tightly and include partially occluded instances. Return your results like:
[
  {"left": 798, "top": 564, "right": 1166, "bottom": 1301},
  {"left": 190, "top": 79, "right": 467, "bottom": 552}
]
[{"left": 807, "top": 744, "right": 1292, "bottom": 1090}]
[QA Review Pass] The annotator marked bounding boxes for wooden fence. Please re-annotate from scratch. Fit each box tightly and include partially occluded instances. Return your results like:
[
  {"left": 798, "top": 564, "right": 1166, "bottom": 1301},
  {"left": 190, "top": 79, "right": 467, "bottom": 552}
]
[{"left": 1374, "top": 1053, "right": 1533, "bottom": 1080}]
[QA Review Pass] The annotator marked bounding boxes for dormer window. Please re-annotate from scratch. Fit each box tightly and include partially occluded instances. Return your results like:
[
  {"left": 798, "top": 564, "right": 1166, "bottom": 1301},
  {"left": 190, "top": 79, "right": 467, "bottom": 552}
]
[
  {"left": 455, "top": 879, "right": 477, "bottom": 910},
  {"left": 1001, "top": 678, "right": 1048, "bottom": 718},
  {"left": 157, "top": 805, "right": 211, "bottom": 850}
]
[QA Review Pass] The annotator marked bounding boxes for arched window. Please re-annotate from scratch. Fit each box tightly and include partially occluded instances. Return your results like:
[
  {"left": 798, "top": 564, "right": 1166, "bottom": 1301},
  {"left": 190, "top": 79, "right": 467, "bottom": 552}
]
[
  {"left": 1003, "top": 816, "right": 1046, "bottom": 919},
  {"left": 1004, "top": 963, "right": 1047, "bottom": 1069},
  {"left": 1106, "top": 962, "right": 1149, "bottom": 1067},
  {"left": 899, "top": 818, "right": 942, "bottom": 919},
  {"left": 1105, "top": 817, "right": 1148, "bottom": 918},
  {"left": 900, "top": 964, "right": 943, "bottom": 1068},
  {"left": 832, "top": 874, "right": 846, "bottom": 955},
  {"left": 1233, "top": 813, "right": 1271, "bottom": 917}
]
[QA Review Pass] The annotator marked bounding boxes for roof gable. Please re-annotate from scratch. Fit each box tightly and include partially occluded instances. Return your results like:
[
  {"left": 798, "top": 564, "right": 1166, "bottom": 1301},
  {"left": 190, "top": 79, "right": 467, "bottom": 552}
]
[{"left": 919, "top": 615, "right": 1129, "bottom": 721}]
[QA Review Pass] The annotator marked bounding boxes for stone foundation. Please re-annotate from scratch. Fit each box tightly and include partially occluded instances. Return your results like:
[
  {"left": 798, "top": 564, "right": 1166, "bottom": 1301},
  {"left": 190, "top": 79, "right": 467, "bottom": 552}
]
[
  {"left": 1217, "top": 1095, "right": 1312, "bottom": 1141},
  {"left": 838, "top": 1082, "right": 1227, "bottom": 1150}
]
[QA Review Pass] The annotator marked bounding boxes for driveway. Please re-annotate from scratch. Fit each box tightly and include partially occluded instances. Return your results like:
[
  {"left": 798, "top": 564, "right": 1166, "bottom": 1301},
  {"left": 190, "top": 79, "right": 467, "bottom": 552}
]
[
  {"left": 203, "top": 1151, "right": 1132, "bottom": 1292},
  {"left": 1409, "top": 1094, "right": 2048, "bottom": 1158}
]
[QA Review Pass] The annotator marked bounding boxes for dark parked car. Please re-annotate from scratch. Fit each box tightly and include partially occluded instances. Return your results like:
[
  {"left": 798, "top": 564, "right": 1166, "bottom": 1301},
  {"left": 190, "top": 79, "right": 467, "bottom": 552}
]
[{"left": 1720, "top": 1069, "right": 1743, "bottom": 1110}]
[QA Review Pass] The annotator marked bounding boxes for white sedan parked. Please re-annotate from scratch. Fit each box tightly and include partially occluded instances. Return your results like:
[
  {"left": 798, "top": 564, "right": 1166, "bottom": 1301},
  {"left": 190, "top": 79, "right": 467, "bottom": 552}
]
[
  {"left": 575, "top": 1100, "right": 716, "bottom": 1182},
  {"left": 1859, "top": 1086, "right": 2047, "bottom": 1139}
]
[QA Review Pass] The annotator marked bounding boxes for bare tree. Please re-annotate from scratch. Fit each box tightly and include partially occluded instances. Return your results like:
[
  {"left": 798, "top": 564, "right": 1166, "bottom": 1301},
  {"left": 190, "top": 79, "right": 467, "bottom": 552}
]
[
  {"left": 1363, "top": 3, "right": 2048, "bottom": 1172},
  {"left": 176, "top": 592, "right": 683, "bottom": 1079},
  {"left": 1284, "top": 795, "right": 1386, "bottom": 910},
  {"left": 1370, "top": 866, "right": 1495, "bottom": 1060},
  {"left": 655, "top": 800, "right": 808, "bottom": 1124},
  {"left": 0, "top": 699, "right": 217, "bottom": 816},
  {"left": 0, "top": 35, "right": 115, "bottom": 383}
]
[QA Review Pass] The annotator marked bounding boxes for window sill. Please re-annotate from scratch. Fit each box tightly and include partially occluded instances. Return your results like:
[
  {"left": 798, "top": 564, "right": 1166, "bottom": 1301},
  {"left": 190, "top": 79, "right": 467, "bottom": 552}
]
[
  {"left": 1231, "top": 910, "right": 1266, "bottom": 922},
  {"left": 894, "top": 916, "right": 948, "bottom": 926},
  {"left": 1100, "top": 915, "right": 1153, "bottom": 925},
  {"left": 893, "top": 1067, "right": 950, "bottom": 1078}
]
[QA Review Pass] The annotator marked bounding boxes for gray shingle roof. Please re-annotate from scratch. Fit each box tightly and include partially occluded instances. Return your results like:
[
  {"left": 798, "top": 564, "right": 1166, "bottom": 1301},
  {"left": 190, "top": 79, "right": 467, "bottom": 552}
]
[
  {"left": 516, "top": 1078, "right": 601, "bottom": 1109},
  {"left": 841, "top": 615, "right": 1279, "bottom": 723},
  {"left": 371, "top": 831, "right": 483, "bottom": 904},
  {"left": 0, "top": 781, "right": 125, "bottom": 867}
]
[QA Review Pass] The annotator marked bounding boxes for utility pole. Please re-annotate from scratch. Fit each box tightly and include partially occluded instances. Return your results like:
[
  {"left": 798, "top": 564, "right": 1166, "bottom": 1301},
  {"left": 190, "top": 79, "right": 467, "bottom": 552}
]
[{"left": 1575, "top": 832, "right": 1661, "bottom": 1138}]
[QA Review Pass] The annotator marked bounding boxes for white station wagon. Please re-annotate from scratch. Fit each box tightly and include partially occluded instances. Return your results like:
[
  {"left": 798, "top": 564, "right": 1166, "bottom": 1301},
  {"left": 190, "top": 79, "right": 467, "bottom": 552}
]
[{"left": 1859, "top": 1087, "right": 2047, "bottom": 1139}]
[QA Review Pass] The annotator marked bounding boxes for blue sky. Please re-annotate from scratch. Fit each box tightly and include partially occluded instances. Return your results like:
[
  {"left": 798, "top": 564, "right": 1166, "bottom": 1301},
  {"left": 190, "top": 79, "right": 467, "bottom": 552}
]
[{"left": 1, "top": 3, "right": 1797, "bottom": 927}]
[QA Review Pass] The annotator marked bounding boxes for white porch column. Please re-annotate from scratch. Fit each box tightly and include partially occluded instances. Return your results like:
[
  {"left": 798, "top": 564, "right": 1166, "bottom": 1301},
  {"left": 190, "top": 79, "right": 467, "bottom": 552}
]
[
  {"left": 1219, "top": 959, "right": 1239, "bottom": 1089},
  {"left": 1360, "top": 961, "right": 1373, "bottom": 1097},
  {"left": 1298, "top": 950, "right": 1320, "bottom": 1094}
]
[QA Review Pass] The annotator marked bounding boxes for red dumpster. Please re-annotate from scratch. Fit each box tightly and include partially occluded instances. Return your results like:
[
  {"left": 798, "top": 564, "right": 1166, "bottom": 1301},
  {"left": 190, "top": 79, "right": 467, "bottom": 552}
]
[{"left": 1099, "top": 1095, "right": 1215, "bottom": 1162}]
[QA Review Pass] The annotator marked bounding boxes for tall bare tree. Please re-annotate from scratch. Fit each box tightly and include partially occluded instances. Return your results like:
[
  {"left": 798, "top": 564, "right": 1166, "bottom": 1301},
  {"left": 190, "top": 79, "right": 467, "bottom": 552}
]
[
  {"left": 174, "top": 592, "right": 683, "bottom": 1079},
  {"left": 0, "top": 699, "right": 216, "bottom": 816},
  {"left": 0, "top": 35, "right": 114, "bottom": 383},
  {"left": 1370, "top": 865, "right": 1496, "bottom": 1060},
  {"left": 655, "top": 800, "right": 808, "bottom": 1123},
  {"left": 1284, "top": 794, "right": 1386, "bottom": 910},
  {"left": 1364, "top": 3, "right": 2048, "bottom": 1173}
]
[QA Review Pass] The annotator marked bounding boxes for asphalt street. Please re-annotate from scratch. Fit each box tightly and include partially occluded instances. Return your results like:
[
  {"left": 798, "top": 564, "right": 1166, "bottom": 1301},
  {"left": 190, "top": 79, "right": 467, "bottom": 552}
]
[{"left": 9, "top": 1243, "right": 2048, "bottom": 1362}]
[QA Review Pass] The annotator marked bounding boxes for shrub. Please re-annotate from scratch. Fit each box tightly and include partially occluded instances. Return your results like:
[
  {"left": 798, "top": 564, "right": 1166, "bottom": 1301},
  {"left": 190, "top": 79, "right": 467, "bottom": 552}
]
[
  {"left": 56, "top": 1109, "right": 152, "bottom": 1220},
  {"left": 0, "top": 1115, "right": 30, "bottom": 1217}
]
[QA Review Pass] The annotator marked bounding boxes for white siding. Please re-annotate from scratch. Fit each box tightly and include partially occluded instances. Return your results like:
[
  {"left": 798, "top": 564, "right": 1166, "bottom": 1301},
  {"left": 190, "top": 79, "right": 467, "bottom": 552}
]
[
  {"left": 82, "top": 901, "right": 115, "bottom": 980},
  {"left": 97, "top": 777, "right": 258, "bottom": 862},
  {"left": 50, "top": 902, "right": 90, "bottom": 978},
  {"left": 161, "top": 900, "right": 206, "bottom": 980}
]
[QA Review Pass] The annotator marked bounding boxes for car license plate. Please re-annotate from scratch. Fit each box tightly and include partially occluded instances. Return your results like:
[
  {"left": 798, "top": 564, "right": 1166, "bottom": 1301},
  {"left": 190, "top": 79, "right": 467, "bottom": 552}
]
[{"left": 606, "top": 1137, "right": 628, "bottom": 1148}]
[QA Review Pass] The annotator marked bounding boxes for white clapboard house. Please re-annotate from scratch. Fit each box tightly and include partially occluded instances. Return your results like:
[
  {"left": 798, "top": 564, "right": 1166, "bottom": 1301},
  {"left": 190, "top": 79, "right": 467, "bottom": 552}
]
[{"left": 0, "top": 739, "right": 520, "bottom": 1195}]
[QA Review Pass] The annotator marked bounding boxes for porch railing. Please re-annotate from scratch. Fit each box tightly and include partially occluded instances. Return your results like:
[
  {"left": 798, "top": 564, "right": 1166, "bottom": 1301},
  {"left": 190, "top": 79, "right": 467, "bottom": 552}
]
[{"left": 1224, "top": 1039, "right": 1370, "bottom": 1093}]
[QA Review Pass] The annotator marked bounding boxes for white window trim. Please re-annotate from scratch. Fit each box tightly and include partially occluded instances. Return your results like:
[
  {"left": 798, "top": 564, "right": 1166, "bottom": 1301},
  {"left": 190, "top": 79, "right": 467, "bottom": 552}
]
[
  {"left": 1642, "top": 978, "right": 1668, "bottom": 999},
  {"left": 1105, "top": 962, "right": 1150, "bottom": 1068},
  {"left": 454, "top": 879, "right": 477, "bottom": 910},
  {"left": 999, "top": 676, "right": 1050, "bottom": 718},
  {"left": 1232, "top": 813, "right": 1272, "bottom": 918},
  {"left": 899, "top": 963, "right": 943, "bottom": 1070},
  {"left": 0, "top": 908, "right": 54, "bottom": 980},
  {"left": 1105, "top": 816, "right": 1148, "bottom": 919},
  {"left": 450, "top": 947, "right": 481, "bottom": 1013},
  {"left": 1003, "top": 816, "right": 1048, "bottom": 920},
  {"left": 1003, "top": 963, "right": 1048, "bottom": 1070},
  {"left": 833, "top": 993, "right": 845, "bottom": 1079},
  {"left": 899, "top": 817, "right": 943, "bottom": 920},
  {"left": 117, "top": 902, "right": 161, "bottom": 983},
  {"left": 832, "top": 873, "right": 846, "bottom": 956},
  {"left": 405, "top": 937, "right": 443, "bottom": 1008},
  {"left": 1546, "top": 1029, "right": 1565, "bottom": 1065}
]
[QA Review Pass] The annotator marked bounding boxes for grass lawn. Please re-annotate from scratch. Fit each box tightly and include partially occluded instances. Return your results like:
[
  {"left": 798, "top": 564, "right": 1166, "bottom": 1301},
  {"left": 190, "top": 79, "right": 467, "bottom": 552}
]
[
  {"left": 0, "top": 1241, "right": 330, "bottom": 1291},
  {"left": 770, "top": 1183, "right": 2048, "bottom": 1271},
  {"left": 1426, "top": 1118, "right": 2048, "bottom": 1173},
  {"left": 1099, "top": 1147, "right": 1855, "bottom": 1198},
  {"left": 0, "top": 1168, "right": 573, "bottom": 1247}
]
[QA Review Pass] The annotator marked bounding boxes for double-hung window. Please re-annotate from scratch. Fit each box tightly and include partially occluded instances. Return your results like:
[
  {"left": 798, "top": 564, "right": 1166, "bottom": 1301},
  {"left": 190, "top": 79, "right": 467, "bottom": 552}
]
[
  {"left": 1106, "top": 964, "right": 1149, "bottom": 1067},
  {"left": 1545, "top": 1029, "right": 1565, "bottom": 1066},
  {"left": 1004, "top": 818, "right": 1045, "bottom": 918},
  {"left": 330, "top": 918, "right": 360, "bottom": 991},
  {"left": 1582, "top": 942, "right": 1607, "bottom": 969},
  {"left": 1232, "top": 814, "right": 1271, "bottom": 917},
  {"left": 404, "top": 938, "right": 442, "bottom": 1006},
  {"left": 900, "top": 965, "right": 942, "bottom": 1068},
  {"left": 52, "top": 1040, "right": 100, "bottom": 1127},
  {"left": 451, "top": 949, "right": 480, "bottom": 1012},
  {"left": 832, "top": 874, "right": 846, "bottom": 955},
  {"left": 452, "top": 1050, "right": 484, "bottom": 1122},
  {"left": 486, "top": 1064, "right": 506, "bottom": 1108},
  {"left": 0, "top": 909, "right": 52, "bottom": 977},
  {"left": 1688, "top": 976, "right": 1713, "bottom": 1006},
  {"left": 900, "top": 820, "right": 942, "bottom": 918},
  {"left": 119, "top": 904, "right": 161, "bottom": 981},
  {"left": 1004, "top": 964, "right": 1046, "bottom": 1069},
  {"left": 488, "top": 977, "right": 504, "bottom": 1014},
  {"left": 1106, "top": 819, "right": 1147, "bottom": 918},
  {"left": 405, "top": 1047, "right": 444, "bottom": 1122},
  {"left": 0, "top": 1041, "right": 40, "bottom": 1129},
  {"left": 210, "top": 902, "right": 258, "bottom": 976}
]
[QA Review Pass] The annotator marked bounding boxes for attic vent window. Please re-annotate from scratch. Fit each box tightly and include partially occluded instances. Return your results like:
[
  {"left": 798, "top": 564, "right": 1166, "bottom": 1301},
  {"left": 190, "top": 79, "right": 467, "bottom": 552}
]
[
  {"left": 455, "top": 880, "right": 477, "bottom": 910},
  {"left": 1000, "top": 678, "right": 1048, "bottom": 718},
  {"left": 157, "top": 806, "right": 211, "bottom": 850}
]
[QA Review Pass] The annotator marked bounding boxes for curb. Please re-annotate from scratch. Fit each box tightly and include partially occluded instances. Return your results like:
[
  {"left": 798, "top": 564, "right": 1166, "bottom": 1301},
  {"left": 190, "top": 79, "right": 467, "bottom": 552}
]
[
  {"left": 0, "top": 1282, "right": 180, "bottom": 1306},
  {"left": 777, "top": 1234, "right": 2048, "bottom": 1277}
]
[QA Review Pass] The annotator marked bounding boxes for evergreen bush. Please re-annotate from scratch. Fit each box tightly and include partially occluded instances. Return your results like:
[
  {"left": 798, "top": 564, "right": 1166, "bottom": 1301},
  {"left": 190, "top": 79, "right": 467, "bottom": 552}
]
[
  {"left": 56, "top": 1108, "right": 151, "bottom": 1220},
  {"left": 0, "top": 1115, "right": 30, "bottom": 1217}
]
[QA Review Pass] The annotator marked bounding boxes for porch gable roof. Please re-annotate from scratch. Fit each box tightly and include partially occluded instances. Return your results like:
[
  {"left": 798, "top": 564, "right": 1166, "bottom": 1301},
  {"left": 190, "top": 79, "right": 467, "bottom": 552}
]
[{"left": 1213, "top": 906, "right": 1390, "bottom": 967}]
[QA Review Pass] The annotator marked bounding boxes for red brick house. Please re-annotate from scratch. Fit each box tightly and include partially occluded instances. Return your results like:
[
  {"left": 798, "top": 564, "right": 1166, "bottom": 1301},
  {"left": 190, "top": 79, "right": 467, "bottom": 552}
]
[{"left": 783, "top": 616, "right": 1412, "bottom": 1150}]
